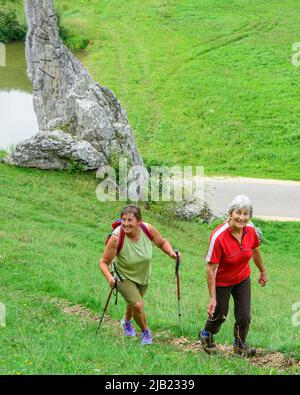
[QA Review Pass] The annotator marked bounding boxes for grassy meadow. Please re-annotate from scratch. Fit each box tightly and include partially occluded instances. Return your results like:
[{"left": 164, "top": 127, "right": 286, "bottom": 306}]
[
  {"left": 3, "top": 0, "right": 300, "bottom": 179},
  {"left": 54, "top": 0, "right": 300, "bottom": 180},
  {"left": 1, "top": 0, "right": 300, "bottom": 375},
  {"left": 0, "top": 162, "right": 299, "bottom": 374}
]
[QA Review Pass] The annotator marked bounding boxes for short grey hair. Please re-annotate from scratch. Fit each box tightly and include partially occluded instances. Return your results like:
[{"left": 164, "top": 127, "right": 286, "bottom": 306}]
[{"left": 227, "top": 194, "right": 253, "bottom": 218}]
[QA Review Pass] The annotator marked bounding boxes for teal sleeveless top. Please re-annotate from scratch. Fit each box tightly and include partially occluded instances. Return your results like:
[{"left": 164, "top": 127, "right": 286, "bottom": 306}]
[{"left": 111, "top": 224, "right": 153, "bottom": 285}]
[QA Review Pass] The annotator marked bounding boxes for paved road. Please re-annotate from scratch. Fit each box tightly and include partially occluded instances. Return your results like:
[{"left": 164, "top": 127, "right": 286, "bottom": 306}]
[{"left": 203, "top": 177, "right": 300, "bottom": 221}]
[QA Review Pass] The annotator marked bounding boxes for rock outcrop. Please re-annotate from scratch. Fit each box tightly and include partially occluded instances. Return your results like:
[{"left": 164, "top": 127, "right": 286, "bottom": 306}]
[
  {"left": 175, "top": 201, "right": 213, "bottom": 222},
  {"left": 4, "top": 130, "right": 106, "bottom": 170},
  {"left": 6, "top": 0, "right": 142, "bottom": 170}
]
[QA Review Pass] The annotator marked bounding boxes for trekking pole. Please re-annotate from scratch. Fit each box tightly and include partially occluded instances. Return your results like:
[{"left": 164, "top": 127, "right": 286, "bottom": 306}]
[
  {"left": 96, "top": 278, "right": 118, "bottom": 335},
  {"left": 175, "top": 250, "right": 183, "bottom": 335}
]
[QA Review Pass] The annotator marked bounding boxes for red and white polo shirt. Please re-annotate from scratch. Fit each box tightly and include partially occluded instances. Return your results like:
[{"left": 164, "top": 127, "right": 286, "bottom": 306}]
[{"left": 205, "top": 222, "right": 260, "bottom": 287}]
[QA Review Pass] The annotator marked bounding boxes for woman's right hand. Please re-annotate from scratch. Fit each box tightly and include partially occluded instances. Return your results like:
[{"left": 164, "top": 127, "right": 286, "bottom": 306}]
[{"left": 207, "top": 298, "right": 217, "bottom": 318}]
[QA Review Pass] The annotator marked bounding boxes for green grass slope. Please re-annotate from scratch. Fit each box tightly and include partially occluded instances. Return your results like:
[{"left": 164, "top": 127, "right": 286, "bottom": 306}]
[
  {"left": 0, "top": 162, "right": 299, "bottom": 374},
  {"left": 54, "top": 0, "right": 300, "bottom": 180},
  {"left": 3, "top": 0, "right": 300, "bottom": 179}
]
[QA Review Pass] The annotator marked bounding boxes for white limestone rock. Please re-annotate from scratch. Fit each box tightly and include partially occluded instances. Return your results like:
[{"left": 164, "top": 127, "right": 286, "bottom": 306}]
[
  {"left": 6, "top": 0, "right": 142, "bottom": 170},
  {"left": 5, "top": 130, "right": 105, "bottom": 170},
  {"left": 175, "top": 201, "right": 213, "bottom": 222}
]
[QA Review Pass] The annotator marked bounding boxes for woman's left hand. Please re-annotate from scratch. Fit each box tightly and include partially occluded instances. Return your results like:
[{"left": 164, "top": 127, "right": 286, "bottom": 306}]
[{"left": 258, "top": 271, "right": 267, "bottom": 287}]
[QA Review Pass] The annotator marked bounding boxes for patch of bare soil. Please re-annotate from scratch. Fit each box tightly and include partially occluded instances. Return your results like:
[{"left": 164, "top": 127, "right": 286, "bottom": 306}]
[
  {"left": 167, "top": 337, "right": 300, "bottom": 372},
  {"left": 50, "top": 298, "right": 122, "bottom": 330},
  {"left": 51, "top": 298, "right": 300, "bottom": 372}
]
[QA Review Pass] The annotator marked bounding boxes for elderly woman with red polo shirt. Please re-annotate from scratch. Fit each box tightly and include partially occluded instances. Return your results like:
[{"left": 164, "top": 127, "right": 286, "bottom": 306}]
[{"left": 198, "top": 195, "right": 267, "bottom": 357}]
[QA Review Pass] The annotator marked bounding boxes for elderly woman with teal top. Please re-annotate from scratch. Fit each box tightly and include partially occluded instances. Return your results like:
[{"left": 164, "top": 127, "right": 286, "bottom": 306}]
[{"left": 99, "top": 204, "right": 179, "bottom": 345}]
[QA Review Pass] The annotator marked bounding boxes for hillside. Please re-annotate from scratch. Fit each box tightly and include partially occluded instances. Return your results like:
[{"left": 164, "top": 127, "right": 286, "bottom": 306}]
[
  {"left": 55, "top": 0, "right": 300, "bottom": 180},
  {"left": 2, "top": 0, "right": 300, "bottom": 179},
  {"left": 1, "top": 0, "right": 300, "bottom": 375},
  {"left": 0, "top": 162, "right": 299, "bottom": 374}
]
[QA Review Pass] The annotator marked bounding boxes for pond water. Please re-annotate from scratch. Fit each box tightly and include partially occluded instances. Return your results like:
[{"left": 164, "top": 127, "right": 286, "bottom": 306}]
[
  {"left": 0, "top": 41, "right": 37, "bottom": 150},
  {"left": 0, "top": 41, "right": 87, "bottom": 151}
]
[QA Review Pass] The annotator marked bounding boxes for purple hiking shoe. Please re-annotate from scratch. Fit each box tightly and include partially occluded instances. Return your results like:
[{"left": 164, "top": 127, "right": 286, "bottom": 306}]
[
  {"left": 121, "top": 318, "right": 136, "bottom": 337},
  {"left": 141, "top": 329, "right": 153, "bottom": 345}
]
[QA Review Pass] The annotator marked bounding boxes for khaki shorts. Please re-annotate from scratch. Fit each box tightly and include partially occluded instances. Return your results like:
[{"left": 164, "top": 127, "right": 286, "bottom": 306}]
[{"left": 117, "top": 279, "right": 148, "bottom": 306}]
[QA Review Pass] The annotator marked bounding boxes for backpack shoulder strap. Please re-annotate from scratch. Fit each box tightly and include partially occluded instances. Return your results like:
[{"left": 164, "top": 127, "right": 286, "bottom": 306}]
[
  {"left": 139, "top": 222, "right": 154, "bottom": 241},
  {"left": 116, "top": 222, "right": 153, "bottom": 254},
  {"left": 117, "top": 226, "right": 125, "bottom": 254},
  {"left": 107, "top": 224, "right": 125, "bottom": 254}
]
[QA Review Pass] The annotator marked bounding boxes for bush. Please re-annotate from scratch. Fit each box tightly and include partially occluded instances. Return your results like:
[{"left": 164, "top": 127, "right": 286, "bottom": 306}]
[
  {"left": 0, "top": 9, "right": 26, "bottom": 43},
  {"left": 62, "top": 35, "right": 89, "bottom": 51},
  {"left": 0, "top": 0, "right": 89, "bottom": 52},
  {"left": 56, "top": 11, "right": 89, "bottom": 51},
  {"left": 66, "top": 158, "right": 85, "bottom": 174},
  {"left": 0, "top": 150, "right": 8, "bottom": 162}
]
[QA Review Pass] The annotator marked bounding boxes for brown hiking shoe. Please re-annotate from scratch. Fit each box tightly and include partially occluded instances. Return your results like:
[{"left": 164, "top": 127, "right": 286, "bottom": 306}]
[
  {"left": 233, "top": 342, "right": 256, "bottom": 357},
  {"left": 198, "top": 330, "right": 218, "bottom": 354}
]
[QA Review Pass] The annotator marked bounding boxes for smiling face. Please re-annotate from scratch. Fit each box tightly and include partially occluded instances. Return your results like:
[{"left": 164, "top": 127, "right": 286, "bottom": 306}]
[
  {"left": 229, "top": 208, "right": 250, "bottom": 230},
  {"left": 121, "top": 212, "right": 140, "bottom": 236}
]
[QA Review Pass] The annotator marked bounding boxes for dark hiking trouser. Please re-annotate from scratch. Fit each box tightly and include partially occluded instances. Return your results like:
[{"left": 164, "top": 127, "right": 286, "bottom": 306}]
[{"left": 204, "top": 276, "right": 251, "bottom": 344}]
